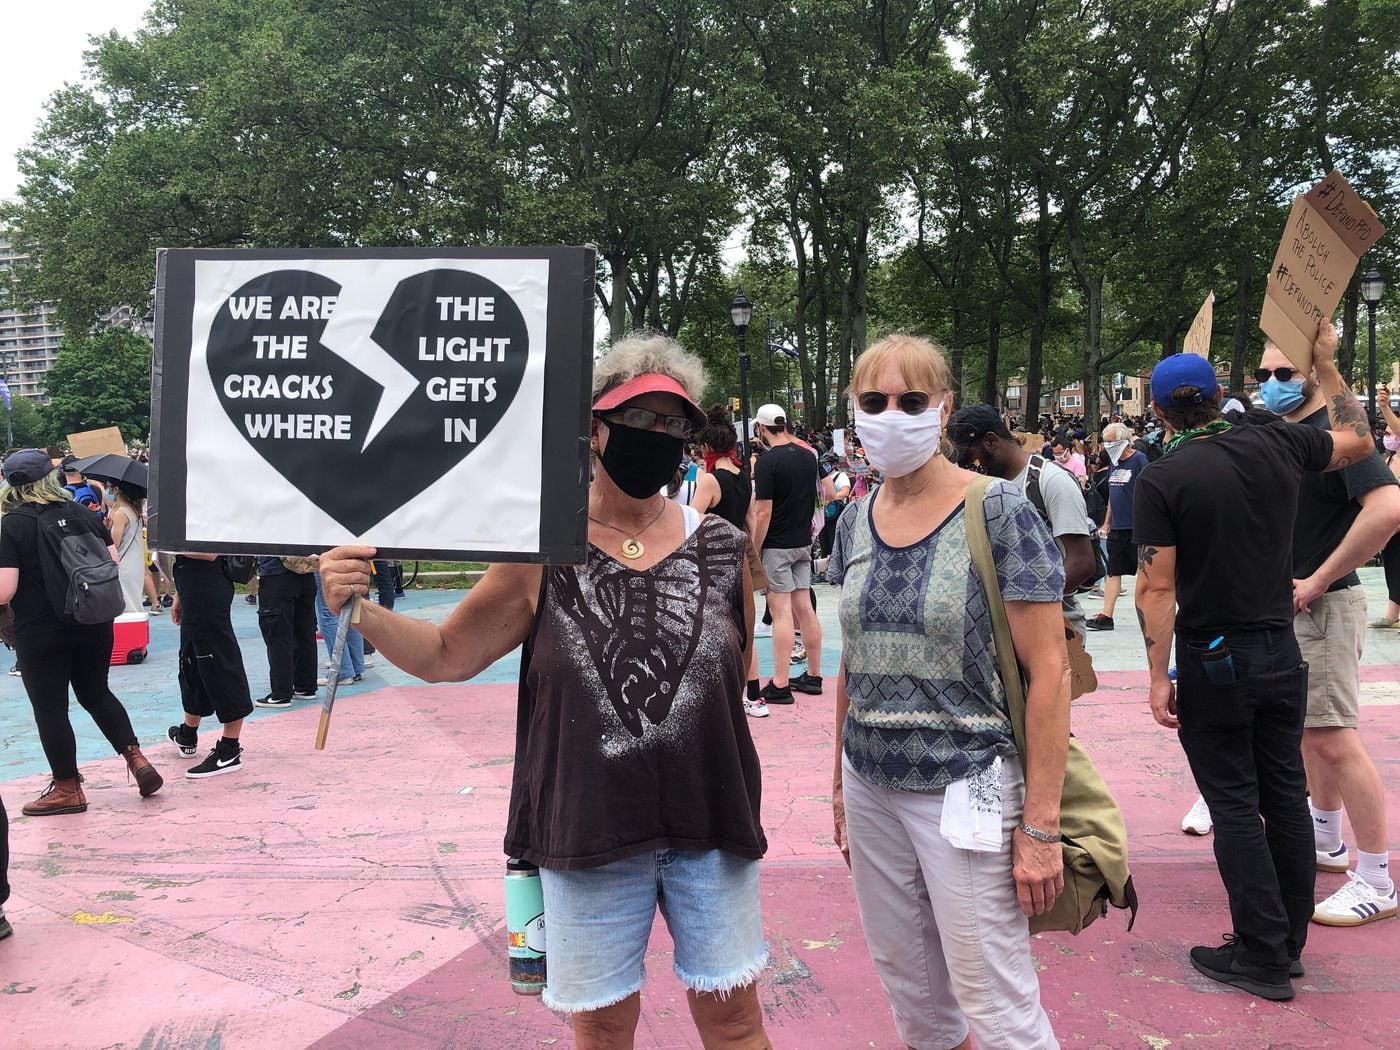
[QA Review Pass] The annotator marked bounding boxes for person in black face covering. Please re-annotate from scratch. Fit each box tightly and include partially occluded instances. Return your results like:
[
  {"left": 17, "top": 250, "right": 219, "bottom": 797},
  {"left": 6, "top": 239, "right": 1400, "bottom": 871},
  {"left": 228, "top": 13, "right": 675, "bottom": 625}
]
[{"left": 317, "top": 334, "right": 769, "bottom": 1046}]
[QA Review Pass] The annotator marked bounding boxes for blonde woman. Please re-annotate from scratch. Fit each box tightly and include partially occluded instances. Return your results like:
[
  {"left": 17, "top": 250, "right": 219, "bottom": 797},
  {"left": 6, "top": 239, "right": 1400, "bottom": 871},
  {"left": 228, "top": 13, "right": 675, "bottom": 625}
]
[
  {"left": 322, "top": 336, "right": 770, "bottom": 1048},
  {"left": 829, "top": 336, "right": 1070, "bottom": 1049},
  {"left": 0, "top": 450, "right": 161, "bottom": 815}
]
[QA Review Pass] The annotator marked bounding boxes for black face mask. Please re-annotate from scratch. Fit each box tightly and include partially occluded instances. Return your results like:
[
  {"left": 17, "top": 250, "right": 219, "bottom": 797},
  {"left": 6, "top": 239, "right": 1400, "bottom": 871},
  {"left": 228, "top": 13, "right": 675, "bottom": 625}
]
[{"left": 599, "top": 421, "right": 685, "bottom": 500}]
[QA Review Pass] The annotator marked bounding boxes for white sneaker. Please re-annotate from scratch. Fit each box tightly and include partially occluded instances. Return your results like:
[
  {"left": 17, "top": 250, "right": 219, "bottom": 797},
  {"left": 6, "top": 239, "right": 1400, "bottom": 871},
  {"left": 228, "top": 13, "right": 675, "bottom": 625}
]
[
  {"left": 1312, "top": 871, "right": 1398, "bottom": 927},
  {"left": 744, "top": 699, "right": 770, "bottom": 718},
  {"left": 362, "top": 657, "right": 375, "bottom": 668},
  {"left": 754, "top": 623, "right": 772, "bottom": 638},
  {"left": 791, "top": 644, "right": 807, "bottom": 663},
  {"left": 1181, "top": 795, "right": 1213, "bottom": 835},
  {"left": 1317, "top": 842, "right": 1351, "bottom": 873}
]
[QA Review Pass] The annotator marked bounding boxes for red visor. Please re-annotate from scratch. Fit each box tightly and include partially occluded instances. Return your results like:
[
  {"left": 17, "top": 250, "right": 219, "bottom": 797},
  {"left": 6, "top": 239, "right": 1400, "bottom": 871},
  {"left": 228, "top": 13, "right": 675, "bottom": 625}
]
[{"left": 592, "top": 373, "right": 706, "bottom": 430}]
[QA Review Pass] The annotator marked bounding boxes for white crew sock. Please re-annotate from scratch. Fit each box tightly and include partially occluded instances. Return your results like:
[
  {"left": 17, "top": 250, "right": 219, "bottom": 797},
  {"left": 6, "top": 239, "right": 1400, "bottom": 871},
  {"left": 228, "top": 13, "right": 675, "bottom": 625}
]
[
  {"left": 1357, "top": 850, "right": 1393, "bottom": 894},
  {"left": 1310, "top": 803, "right": 1344, "bottom": 852}
]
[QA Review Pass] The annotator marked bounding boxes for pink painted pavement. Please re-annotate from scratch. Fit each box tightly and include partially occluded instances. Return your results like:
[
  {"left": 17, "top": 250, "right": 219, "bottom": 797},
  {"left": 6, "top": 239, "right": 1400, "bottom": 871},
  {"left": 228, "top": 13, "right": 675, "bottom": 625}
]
[{"left": 4, "top": 674, "right": 1400, "bottom": 1049}]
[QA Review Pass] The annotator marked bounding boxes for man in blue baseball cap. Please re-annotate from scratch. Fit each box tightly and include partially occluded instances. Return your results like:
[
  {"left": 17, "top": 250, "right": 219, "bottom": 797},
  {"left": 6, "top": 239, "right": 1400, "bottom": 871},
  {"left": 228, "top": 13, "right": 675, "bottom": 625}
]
[{"left": 1131, "top": 321, "right": 1373, "bottom": 1001}]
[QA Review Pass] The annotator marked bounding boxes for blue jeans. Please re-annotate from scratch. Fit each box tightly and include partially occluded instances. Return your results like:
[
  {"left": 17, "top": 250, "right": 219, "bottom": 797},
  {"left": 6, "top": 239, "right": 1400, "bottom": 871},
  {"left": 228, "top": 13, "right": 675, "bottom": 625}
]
[
  {"left": 538, "top": 849, "right": 766, "bottom": 1013},
  {"left": 313, "top": 573, "right": 364, "bottom": 678}
]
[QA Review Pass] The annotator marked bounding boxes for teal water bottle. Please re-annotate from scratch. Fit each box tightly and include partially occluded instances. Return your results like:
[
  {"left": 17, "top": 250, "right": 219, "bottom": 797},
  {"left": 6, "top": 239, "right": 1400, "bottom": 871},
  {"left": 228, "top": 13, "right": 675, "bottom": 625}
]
[{"left": 505, "top": 858, "right": 546, "bottom": 995}]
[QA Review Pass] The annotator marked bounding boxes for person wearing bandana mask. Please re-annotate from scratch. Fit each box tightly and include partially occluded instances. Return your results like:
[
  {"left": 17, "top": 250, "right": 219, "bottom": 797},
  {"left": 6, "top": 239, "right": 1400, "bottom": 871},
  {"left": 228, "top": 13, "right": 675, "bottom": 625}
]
[
  {"left": 1254, "top": 338, "right": 1400, "bottom": 932},
  {"left": 1086, "top": 423, "right": 1150, "bottom": 632},
  {"left": 319, "top": 335, "right": 770, "bottom": 1046}
]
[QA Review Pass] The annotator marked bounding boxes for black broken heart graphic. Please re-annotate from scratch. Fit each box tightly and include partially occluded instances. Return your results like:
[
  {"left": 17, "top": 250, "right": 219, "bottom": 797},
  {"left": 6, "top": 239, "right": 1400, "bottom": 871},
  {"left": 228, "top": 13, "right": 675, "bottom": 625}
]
[{"left": 207, "top": 268, "right": 529, "bottom": 533}]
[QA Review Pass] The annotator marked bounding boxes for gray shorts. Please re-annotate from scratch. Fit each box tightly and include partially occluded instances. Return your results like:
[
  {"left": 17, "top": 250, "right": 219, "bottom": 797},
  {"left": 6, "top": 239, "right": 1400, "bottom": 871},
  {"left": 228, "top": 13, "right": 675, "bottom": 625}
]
[
  {"left": 1294, "top": 586, "right": 1367, "bottom": 729},
  {"left": 760, "top": 546, "right": 811, "bottom": 594}
]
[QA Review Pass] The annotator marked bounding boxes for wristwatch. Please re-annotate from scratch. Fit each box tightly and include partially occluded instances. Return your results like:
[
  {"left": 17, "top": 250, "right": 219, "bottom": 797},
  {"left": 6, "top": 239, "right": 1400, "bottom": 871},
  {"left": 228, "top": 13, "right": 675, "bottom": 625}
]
[{"left": 1019, "top": 821, "right": 1062, "bottom": 844}]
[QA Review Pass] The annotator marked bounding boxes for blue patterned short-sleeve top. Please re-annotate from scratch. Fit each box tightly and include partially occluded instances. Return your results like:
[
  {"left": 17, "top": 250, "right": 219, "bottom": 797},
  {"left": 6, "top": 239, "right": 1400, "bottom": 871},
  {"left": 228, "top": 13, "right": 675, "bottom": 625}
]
[{"left": 828, "top": 480, "right": 1064, "bottom": 793}]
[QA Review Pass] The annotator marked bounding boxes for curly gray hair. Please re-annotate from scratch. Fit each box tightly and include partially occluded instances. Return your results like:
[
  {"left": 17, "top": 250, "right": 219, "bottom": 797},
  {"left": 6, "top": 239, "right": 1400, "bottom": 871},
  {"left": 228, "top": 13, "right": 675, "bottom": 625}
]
[{"left": 592, "top": 332, "right": 707, "bottom": 404}]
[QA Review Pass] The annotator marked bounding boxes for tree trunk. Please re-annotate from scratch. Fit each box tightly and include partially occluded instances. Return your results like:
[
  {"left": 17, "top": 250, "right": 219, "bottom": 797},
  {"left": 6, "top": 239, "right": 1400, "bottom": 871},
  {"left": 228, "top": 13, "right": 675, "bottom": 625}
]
[
  {"left": 1230, "top": 256, "right": 1253, "bottom": 394},
  {"left": 606, "top": 252, "right": 628, "bottom": 342},
  {"left": 982, "top": 301, "right": 1002, "bottom": 408},
  {"left": 1026, "top": 179, "right": 1052, "bottom": 423},
  {"left": 1339, "top": 276, "right": 1360, "bottom": 384}
]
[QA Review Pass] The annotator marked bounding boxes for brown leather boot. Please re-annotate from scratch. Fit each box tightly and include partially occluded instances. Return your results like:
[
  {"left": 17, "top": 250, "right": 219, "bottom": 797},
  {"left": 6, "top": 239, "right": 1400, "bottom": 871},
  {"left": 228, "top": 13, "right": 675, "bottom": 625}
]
[
  {"left": 122, "top": 744, "right": 164, "bottom": 798},
  {"left": 22, "top": 776, "right": 88, "bottom": 816}
]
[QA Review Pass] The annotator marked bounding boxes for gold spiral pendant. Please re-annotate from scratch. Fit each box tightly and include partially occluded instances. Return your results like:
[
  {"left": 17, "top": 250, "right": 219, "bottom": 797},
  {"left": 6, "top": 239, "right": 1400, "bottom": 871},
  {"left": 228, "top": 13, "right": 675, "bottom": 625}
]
[{"left": 620, "top": 537, "right": 644, "bottom": 560}]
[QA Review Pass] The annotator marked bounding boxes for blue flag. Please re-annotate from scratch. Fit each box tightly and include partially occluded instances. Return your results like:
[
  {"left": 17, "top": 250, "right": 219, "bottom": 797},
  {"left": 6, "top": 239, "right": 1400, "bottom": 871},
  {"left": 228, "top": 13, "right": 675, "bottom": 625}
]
[{"left": 0, "top": 379, "right": 11, "bottom": 411}]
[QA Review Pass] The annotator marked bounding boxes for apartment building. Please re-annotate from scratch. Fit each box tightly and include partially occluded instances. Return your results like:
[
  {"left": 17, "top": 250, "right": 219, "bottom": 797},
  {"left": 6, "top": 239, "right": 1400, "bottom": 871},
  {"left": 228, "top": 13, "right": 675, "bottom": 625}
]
[{"left": 0, "top": 236, "right": 62, "bottom": 403}]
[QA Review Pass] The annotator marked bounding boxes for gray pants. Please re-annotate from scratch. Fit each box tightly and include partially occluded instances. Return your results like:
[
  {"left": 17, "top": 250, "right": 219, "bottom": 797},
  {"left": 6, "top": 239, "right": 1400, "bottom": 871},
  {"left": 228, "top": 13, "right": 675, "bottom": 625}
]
[{"left": 843, "top": 754, "right": 1059, "bottom": 1049}]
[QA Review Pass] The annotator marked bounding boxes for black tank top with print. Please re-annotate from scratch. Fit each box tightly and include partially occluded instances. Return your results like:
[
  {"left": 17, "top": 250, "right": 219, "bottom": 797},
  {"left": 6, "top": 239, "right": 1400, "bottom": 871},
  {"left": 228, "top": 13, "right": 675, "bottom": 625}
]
[{"left": 503, "top": 514, "right": 766, "bottom": 870}]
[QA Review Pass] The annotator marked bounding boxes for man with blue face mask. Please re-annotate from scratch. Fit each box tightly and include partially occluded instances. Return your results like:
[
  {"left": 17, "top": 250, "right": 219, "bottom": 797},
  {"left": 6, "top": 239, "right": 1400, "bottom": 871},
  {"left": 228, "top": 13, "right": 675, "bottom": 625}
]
[{"left": 1256, "top": 340, "right": 1400, "bottom": 931}]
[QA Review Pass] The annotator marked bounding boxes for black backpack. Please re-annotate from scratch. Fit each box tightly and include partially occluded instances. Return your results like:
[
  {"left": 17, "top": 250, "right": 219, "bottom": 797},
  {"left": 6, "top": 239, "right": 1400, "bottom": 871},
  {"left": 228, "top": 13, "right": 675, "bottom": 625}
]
[
  {"left": 1024, "top": 456, "right": 1107, "bottom": 592},
  {"left": 20, "top": 504, "right": 126, "bottom": 625}
]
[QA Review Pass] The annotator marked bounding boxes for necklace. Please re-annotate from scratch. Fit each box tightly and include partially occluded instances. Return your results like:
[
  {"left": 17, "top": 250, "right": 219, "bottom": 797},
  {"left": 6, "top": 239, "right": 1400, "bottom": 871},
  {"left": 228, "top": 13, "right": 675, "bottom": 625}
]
[
  {"left": 1164, "top": 418, "right": 1233, "bottom": 455},
  {"left": 589, "top": 498, "right": 669, "bottom": 559}
]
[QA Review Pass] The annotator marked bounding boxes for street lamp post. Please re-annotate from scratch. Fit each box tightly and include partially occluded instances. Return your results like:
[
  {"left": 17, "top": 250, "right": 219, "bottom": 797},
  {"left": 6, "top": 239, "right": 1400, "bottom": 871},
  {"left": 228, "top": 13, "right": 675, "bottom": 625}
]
[
  {"left": 730, "top": 290, "right": 754, "bottom": 457},
  {"left": 1361, "top": 268, "right": 1386, "bottom": 424},
  {"left": 766, "top": 316, "right": 777, "bottom": 402}
]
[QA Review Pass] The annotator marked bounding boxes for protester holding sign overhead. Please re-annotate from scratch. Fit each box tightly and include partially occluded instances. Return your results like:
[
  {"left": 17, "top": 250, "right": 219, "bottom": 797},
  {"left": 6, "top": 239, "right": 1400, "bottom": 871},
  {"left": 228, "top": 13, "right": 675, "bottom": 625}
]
[
  {"left": 1133, "top": 323, "right": 1373, "bottom": 1001},
  {"left": 1255, "top": 339, "right": 1400, "bottom": 929},
  {"left": 321, "top": 334, "right": 770, "bottom": 1047},
  {"left": 0, "top": 450, "right": 163, "bottom": 816}
]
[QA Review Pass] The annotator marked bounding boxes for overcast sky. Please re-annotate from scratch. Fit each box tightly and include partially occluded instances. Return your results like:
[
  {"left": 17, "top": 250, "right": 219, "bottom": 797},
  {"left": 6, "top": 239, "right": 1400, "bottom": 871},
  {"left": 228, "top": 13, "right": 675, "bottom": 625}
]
[{"left": 1, "top": 1, "right": 150, "bottom": 205}]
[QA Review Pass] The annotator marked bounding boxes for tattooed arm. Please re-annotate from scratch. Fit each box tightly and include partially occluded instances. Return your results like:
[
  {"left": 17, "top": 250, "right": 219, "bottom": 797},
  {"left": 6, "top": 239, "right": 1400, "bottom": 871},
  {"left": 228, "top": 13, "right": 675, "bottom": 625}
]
[
  {"left": 1311, "top": 319, "right": 1375, "bottom": 471},
  {"left": 1134, "top": 543, "right": 1181, "bottom": 729}
]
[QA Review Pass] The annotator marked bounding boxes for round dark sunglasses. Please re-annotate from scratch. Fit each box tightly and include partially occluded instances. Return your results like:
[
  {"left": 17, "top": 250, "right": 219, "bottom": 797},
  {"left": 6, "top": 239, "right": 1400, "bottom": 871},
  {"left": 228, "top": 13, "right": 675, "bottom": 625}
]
[
  {"left": 856, "top": 390, "right": 933, "bottom": 416},
  {"left": 1254, "top": 367, "right": 1300, "bottom": 384}
]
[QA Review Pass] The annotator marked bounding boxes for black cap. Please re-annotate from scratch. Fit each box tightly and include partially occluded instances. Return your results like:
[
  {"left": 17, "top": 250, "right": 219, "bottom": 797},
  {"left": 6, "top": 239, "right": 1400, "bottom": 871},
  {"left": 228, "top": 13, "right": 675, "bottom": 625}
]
[
  {"left": 947, "top": 404, "right": 1007, "bottom": 456},
  {"left": 3, "top": 449, "right": 57, "bottom": 486}
]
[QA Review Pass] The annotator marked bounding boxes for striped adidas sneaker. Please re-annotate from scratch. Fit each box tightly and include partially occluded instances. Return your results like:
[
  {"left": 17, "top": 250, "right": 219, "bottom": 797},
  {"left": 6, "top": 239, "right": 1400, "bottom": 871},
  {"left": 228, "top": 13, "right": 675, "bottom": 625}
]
[
  {"left": 1313, "top": 871, "right": 1398, "bottom": 927},
  {"left": 1316, "top": 842, "right": 1351, "bottom": 873}
]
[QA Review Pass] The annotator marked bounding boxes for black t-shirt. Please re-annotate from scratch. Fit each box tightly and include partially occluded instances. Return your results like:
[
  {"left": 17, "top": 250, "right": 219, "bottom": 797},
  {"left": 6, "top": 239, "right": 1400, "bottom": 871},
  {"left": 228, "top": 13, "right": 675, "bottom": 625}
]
[
  {"left": 754, "top": 443, "right": 818, "bottom": 550},
  {"left": 1133, "top": 415, "right": 1332, "bottom": 633},
  {"left": 1292, "top": 408, "right": 1397, "bottom": 590},
  {"left": 0, "top": 502, "right": 115, "bottom": 635}
]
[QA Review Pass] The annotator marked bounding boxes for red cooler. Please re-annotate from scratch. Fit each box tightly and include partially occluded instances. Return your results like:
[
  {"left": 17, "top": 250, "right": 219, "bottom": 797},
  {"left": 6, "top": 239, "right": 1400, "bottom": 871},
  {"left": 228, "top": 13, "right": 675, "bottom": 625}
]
[{"left": 111, "top": 611, "right": 150, "bottom": 665}]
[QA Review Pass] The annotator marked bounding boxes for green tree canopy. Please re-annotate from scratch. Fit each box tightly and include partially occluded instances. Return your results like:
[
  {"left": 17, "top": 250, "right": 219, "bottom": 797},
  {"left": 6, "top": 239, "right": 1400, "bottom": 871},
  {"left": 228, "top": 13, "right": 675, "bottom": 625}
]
[{"left": 42, "top": 329, "right": 151, "bottom": 444}]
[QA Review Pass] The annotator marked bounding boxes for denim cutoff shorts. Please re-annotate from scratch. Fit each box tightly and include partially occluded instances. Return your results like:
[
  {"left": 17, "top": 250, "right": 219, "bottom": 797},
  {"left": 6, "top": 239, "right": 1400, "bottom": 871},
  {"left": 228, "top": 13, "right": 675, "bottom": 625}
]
[{"left": 538, "top": 848, "right": 768, "bottom": 1013}]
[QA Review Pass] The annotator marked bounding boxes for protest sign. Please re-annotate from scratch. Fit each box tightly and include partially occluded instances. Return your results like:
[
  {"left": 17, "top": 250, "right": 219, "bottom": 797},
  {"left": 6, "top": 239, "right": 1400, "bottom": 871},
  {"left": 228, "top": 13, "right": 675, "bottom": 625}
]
[
  {"left": 1260, "top": 169, "right": 1387, "bottom": 371},
  {"left": 1184, "top": 292, "right": 1214, "bottom": 357},
  {"left": 831, "top": 429, "right": 845, "bottom": 457},
  {"left": 149, "top": 247, "right": 595, "bottom": 562},
  {"left": 68, "top": 427, "right": 126, "bottom": 458}
]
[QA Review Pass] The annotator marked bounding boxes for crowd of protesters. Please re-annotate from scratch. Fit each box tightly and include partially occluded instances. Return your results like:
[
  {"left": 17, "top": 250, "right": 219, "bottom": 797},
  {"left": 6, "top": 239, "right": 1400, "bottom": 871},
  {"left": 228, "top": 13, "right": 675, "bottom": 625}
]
[{"left": 4, "top": 310, "right": 1400, "bottom": 1047}]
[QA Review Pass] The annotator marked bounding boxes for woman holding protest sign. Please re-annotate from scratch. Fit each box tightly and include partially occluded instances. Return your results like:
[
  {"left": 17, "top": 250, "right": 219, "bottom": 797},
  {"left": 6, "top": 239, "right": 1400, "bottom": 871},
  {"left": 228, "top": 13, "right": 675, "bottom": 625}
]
[
  {"left": 0, "top": 450, "right": 162, "bottom": 815},
  {"left": 322, "top": 334, "right": 770, "bottom": 1048}
]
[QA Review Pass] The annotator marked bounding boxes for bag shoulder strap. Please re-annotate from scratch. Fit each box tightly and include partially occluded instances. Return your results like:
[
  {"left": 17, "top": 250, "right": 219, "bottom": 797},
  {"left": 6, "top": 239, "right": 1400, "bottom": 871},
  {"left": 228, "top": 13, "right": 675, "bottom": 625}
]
[
  {"left": 964, "top": 476, "right": 1029, "bottom": 757},
  {"left": 1024, "top": 456, "right": 1050, "bottom": 525}
]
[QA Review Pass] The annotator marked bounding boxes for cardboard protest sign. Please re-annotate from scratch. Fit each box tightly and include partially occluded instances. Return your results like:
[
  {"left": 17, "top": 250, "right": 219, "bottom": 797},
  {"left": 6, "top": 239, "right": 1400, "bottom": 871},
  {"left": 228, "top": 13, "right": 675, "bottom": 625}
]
[
  {"left": 1260, "top": 169, "right": 1387, "bottom": 371},
  {"left": 1184, "top": 292, "right": 1214, "bottom": 357},
  {"left": 68, "top": 427, "right": 126, "bottom": 458},
  {"left": 149, "top": 247, "right": 595, "bottom": 562}
]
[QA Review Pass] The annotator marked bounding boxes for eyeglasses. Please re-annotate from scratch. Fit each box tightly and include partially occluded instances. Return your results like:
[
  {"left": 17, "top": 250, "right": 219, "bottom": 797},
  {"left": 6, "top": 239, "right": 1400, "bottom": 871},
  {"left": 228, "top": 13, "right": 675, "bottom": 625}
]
[
  {"left": 856, "top": 390, "right": 933, "bottom": 415},
  {"left": 596, "top": 408, "right": 692, "bottom": 440},
  {"left": 1254, "top": 367, "right": 1300, "bottom": 384}
]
